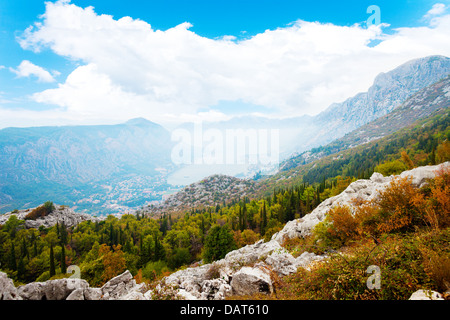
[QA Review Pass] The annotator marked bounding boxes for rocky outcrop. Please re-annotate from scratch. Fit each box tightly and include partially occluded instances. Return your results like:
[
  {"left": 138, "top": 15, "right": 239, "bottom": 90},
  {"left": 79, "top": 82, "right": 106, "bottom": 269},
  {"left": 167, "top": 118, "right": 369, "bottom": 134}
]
[
  {"left": 160, "top": 239, "right": 325, "bottom": 300},
  {"left": 1, "top": 270, "right": 148, "bottom": 301},
  {"left": 409, "top": 290, "right": 445, "bottom": 300},
  {"left": 0, "top": 205, "right": 102, "bottom": 229},
  {"left": 230, "top": 266, "right": 274, "bottom": 296},
  {"left": 271, "top": 162, "right": 450, "bottom": 243},
  {"left": 0, "top": 272, "right": 21, "bottom": 300},
  {"left": 100, "top": 270, "right": 147, "bottom": 300},
  {"left": 17, "top": 278, "right": 89, "bottom": 300}
]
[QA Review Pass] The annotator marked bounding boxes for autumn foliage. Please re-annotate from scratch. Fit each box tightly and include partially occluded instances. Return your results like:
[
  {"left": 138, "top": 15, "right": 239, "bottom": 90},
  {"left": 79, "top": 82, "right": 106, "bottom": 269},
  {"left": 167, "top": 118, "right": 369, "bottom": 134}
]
[
  {"left": 315, "top": 166, "right": 450, "bottom": 249},
  {"left": 99, "top": 244, "right": 127, "bottom": 284},
  {"left": 24, "top": 201, "right": 55, "bottom": 220}
]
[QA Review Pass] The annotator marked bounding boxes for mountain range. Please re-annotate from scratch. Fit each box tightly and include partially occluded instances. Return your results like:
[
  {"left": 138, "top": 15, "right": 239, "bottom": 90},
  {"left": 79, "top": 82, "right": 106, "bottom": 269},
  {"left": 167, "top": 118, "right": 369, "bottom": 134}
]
[
  {"left": 0, "top": 118, "right": 175, "bottom": 213},
  {"left": 281, "top": 73, "right": 450, "bottom": 171},
  {"left": 0, "top": 55, "right": 449, "bottom": 215}
]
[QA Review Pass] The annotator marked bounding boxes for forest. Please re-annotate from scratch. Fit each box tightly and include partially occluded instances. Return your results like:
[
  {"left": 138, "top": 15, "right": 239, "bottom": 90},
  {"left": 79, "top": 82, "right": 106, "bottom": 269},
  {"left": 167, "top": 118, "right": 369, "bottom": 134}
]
[{"left": 0, "top": 110, "right": 449, "bottom": 289}]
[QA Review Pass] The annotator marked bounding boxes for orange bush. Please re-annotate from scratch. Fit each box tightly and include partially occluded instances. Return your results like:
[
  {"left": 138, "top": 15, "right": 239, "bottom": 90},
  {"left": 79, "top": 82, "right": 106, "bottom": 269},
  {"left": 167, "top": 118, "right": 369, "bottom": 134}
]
[
  {"left": 353, "top": 202, "right": 382, "bottom": 238},
  {"left": 436, "top": 140, "right": 450, "bottom": 163},
  {"left": 24, "top": 201, "right": 55, "bottom": 220},
  {"left": 100, "top": 244, "right": 127, "bottom": 284},
  {"left": 373, "top": 176, "right": 424, "bottom": 233},
  {"left": 327, "top": 205, "right": 359, "bottom": 241},
  {"left": 424, "top": 166, "right": 450, "bottom": 229}
]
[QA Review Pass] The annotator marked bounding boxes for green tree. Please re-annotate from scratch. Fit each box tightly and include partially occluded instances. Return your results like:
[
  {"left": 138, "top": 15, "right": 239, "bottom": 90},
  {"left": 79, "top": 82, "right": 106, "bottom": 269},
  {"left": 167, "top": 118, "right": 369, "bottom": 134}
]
[
  {"left": 203, "top": 225, "right": 236, "bottom": 263},
  {"left": 153, "top": 233, "right": 166, "bottom": 261},
  {"left": 60, "top": 244, "right": 67, "bottom": 274},
  {"left": 168, "top": 247, "right": 191, "bottom": 270},
  {"left": 9, "top": 242, "right": 17, "bottom": 271},
  {"left": 49, "top": 244, "right": 56, "bottom": 277}
]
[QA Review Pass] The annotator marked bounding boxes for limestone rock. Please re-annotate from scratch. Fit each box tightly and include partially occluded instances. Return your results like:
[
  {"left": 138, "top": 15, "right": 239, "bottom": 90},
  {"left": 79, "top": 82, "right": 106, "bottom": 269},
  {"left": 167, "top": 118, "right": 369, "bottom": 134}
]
[
  {"left": 84, "top": 287, "right": 102, "bottom": 300},
  {"left": 66, "top": 288, "right": 85, "bottom": 300},
  {"left": 0, "top": 205, "right": 101, "bottom": 229},
  {"left": 224, "top": 239, "right": 284, "bottom": 269},
  {"left": 409, "top": 290, "right": 444, "bottom": 300},
  {"left": 100, "top": 270, "right": 139, "bottom": 300},
  {"left": 295, "top": 251, "right": 327, "bottom": 271},
  {"left": 121, "top": 290, "right": 146, "bottom": 300},
  {"left": 17, "top": 278, "right": 89, "bottom": 300},
  {"left": 230, "top": 266, "right": 273, "bottom": 296},
  {"left": 177, "top": 289, "right": 198, "bottom": 300},
  {"left": 0, "top": 272, "right": 21, "bottom": 300},
  {"left": 199, "top": 279, "right": 232, "bottom": 300},
  {"left": 17, "top": 282, "right": 46, "bottom": 300},
  {"left": 143, "top": 290, "right": 153, "bottom": 300}
]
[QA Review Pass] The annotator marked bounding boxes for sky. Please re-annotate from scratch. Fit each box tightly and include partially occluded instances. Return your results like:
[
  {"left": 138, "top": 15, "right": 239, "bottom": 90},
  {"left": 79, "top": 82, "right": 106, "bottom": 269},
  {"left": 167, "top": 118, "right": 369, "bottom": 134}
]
[{"left": 0, "top": 0, "right": 450, "bottom": 128}]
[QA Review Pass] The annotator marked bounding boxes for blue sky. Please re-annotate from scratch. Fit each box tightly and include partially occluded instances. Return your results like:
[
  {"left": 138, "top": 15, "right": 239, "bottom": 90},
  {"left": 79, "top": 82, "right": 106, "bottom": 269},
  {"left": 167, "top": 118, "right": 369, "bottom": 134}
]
[{"left": 0, "top": 0, "right": 449, "bottom": 128}]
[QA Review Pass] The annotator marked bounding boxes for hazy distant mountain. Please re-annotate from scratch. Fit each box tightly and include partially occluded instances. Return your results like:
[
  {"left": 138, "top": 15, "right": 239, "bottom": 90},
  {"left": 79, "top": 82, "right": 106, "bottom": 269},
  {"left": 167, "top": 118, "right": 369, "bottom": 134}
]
[
  {"left": 296, "top": 55, "right": 450, "bottom": 152},
  {"left": 281, "top": 74, "right": 450, "bottom": 170},
  {"left": 177, "top": 55, "right": 450, "bottom": 162},
  {"left": 0, "top": 118, "right": 175, "bottom": 213}
]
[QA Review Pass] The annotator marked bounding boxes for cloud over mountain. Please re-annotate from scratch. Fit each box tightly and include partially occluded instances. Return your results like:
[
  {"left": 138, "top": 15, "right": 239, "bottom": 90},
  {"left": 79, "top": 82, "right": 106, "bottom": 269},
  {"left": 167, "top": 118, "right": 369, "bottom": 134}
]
[{"left": 4, "top": 0, "right": 450, "bottom": 127}]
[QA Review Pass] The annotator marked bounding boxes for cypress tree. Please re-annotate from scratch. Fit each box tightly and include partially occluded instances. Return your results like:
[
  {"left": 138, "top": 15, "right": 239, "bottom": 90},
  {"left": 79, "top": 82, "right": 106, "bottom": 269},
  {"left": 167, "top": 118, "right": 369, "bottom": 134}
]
[
  {"left": 261, "top": 201, "right": 267, "bottom": 236},
  {"left": 49, "top": 244, "right": 56, "bottom": 277},
  {"left": 154, "top": 234, "right": 165, "bottom": 261},
  {"left": 9, "top": 242, "right": 17, "bottom": 271},
  {"left": 109, "top": 224, "right": 114, "bottom": 245},
  {"left": 60, "top": 244, "right": 67, "bottom": 274},
  {"left": 21, "top": 238, "right": 29, "bottom": 260},
  {"left": 33, "top": 241, "right": 38, "bottom": 258},
  {"left": 17, "top": 256, "right": 25, "bottom": 281}
]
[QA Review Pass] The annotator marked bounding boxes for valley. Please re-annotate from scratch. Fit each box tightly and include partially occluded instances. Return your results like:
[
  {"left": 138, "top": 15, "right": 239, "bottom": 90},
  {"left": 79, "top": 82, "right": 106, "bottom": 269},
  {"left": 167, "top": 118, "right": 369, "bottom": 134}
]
[{"left": 1, "top": 55, "right": 449, "bottom": 216}]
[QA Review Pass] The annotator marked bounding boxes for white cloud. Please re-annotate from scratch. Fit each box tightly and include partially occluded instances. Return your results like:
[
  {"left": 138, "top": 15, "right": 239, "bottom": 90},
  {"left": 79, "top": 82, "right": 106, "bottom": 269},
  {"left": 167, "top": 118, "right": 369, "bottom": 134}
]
[
  {"left": 424, "top": 3, "right": 447, "bottom": 19},
  {"left": 11, "top": 1, "right": 450, "bottom": 127},
  {"left": 10, "top": 60, "right": 56, "bottom": 83}
]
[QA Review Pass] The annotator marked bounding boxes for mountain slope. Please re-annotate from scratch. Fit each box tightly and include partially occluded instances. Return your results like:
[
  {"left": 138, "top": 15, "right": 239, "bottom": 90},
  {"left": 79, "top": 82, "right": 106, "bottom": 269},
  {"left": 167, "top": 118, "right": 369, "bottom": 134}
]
[
  {"left": 255, "top": 106, "right": 450, "bottom": 198},
  {"left": 282, "top": 74, "right": 450, "bottom": 170},
  {"left": 303, "top": 55, "right": 450, "bottom": 151},
  {"left": 0, "top": 119, "right": 175, "bottom": 214},
  {"left": 143, "top": 174, "right": 257, "bottom": 216}
]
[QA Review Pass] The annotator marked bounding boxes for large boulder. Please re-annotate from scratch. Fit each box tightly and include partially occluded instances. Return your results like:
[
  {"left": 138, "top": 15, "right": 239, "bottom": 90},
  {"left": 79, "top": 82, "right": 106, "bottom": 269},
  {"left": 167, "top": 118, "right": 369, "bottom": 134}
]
[
  {"left": 100, "top": 270, "right": 145, "bottom": 300},
  {"left": 409, "top": 290, "right": 444, "bottom": 300},
  {"left": 230, "top": 266, "right": 274, "bottom": 296},
  {"left": 17, "top": 278, "right": 89, "bottom": 300},
  {"left": 83, "top": 287, "right": 103, "bottom": 300},
  {"left": 0, "top": 272, "right": 21, "bottom": 300}
]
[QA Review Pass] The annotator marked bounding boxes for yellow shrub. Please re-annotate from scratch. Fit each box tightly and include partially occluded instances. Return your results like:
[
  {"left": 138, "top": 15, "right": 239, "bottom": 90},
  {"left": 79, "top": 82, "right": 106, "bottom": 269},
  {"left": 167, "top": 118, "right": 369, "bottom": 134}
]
[{"left": 373, "top": 176, "right": 424, "bottom": 233}]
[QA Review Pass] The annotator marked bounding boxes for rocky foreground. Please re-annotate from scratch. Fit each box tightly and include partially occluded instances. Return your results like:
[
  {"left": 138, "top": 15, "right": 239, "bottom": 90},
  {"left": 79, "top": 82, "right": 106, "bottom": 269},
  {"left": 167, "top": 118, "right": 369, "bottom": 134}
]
[{"left": 1, "top": 162, "right": 449, "bottom": 301}]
